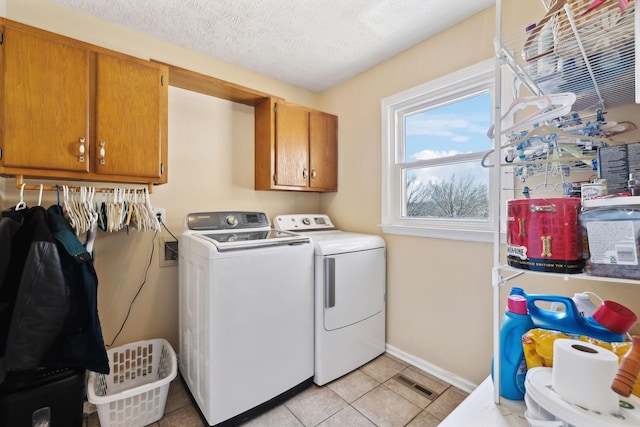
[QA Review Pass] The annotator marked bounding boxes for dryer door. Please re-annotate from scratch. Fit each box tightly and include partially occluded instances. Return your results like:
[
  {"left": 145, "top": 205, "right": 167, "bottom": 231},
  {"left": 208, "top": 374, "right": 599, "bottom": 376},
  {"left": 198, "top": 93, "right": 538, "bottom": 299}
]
[{"left": 320, "top": 248, "right": 385, "bottom": 331}]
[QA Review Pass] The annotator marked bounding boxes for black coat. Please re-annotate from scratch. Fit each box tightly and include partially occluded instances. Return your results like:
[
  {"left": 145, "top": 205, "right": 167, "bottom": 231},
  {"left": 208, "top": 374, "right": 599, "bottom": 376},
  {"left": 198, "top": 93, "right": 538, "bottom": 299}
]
[
  {"left": 0, "top": 206, "right": 68, "bottom": 371},
  {"left": 0, "top": 206, "right": 108, "bottom": 375},
  {"left": 44, "top": 206, "right": 109, "bottom": 374}
]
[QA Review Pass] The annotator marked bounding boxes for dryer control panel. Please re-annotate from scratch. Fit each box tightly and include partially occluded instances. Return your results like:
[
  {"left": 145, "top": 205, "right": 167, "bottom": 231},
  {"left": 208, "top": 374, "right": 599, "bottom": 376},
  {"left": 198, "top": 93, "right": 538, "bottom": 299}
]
[{"left": 274, "top": 214, "right": 335, "bottom": 231}]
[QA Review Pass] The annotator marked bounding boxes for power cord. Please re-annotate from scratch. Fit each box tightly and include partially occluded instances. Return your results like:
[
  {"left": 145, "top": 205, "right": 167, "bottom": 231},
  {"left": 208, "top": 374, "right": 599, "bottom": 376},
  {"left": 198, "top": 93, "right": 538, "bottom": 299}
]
[
  {"left": 159, "top": 216, "right": 179, "bottom": 240},
  {"left": 159, "top": 217, "right": 179, "bottom": 257},
  {"left": 107, "top": 229, "right": 157, "bottom": 348},
  {"left": 106, "top": 218, "right": 180, "bottom": 347}
]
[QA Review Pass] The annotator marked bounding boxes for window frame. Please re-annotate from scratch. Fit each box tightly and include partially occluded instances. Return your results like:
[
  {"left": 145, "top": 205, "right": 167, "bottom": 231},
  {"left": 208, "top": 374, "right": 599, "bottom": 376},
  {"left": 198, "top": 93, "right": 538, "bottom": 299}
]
[{"left": 381, "top": 59, "right": 498, "bottom": 242}]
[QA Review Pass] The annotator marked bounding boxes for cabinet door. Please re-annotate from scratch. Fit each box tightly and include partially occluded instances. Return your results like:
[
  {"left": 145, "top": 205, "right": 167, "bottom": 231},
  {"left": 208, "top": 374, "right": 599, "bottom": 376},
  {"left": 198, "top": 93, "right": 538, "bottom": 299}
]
[
  {"left": 1, "top": 24, "right": 90, "bottom": 172},
  {"left": 274, "top": 102, "right": 309, "bottom": 187},
  {"left": 94, "top": 53, "right": 167, "bottom": 179},
  {"left": 309, "top": 112, "right": 338, "bottom": 191}
]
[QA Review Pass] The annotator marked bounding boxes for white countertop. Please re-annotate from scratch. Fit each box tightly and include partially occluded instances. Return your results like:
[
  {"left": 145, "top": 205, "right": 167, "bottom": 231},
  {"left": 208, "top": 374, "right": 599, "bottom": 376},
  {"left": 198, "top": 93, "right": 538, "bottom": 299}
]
[{"left": 439, "top": 376, "right": 529, "bottom": 427}]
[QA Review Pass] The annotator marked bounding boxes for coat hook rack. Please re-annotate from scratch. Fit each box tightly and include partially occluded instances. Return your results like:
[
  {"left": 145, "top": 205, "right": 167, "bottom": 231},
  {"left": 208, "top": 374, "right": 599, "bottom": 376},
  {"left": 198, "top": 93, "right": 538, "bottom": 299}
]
[{"left": 14, "top": 175, "right": 154, "bottom": 194}]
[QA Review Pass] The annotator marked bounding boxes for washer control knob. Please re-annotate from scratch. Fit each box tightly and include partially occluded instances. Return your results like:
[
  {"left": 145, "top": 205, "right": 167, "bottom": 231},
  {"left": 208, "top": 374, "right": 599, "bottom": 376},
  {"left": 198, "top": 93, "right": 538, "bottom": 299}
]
[
  {"left": 302, "top": 218, "right": 311, "bottom": 226},
  {"left": 226, "top": 215, "right": 238, "bottom": 227}
]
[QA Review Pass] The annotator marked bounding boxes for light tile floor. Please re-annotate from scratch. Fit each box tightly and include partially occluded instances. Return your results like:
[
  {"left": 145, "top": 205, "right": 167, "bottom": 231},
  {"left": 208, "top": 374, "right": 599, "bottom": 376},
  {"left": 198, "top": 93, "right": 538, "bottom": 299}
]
[{"left": 84, "top": 353, "right": 468, "bottom": 427}]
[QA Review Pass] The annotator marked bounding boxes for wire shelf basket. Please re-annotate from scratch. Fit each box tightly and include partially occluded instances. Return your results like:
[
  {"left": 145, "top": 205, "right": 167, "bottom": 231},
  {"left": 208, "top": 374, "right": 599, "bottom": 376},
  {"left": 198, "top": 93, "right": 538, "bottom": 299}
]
[{"left": 499, "top": 0, "right": 636, "bottom": 112}]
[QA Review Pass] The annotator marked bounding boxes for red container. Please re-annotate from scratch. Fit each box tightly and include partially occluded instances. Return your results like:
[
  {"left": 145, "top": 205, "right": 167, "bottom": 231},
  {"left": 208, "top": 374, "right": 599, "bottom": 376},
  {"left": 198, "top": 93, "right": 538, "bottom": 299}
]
[
  {"left": 592, "top": 300, "right": 638, "bottom": 334},
  {"left": 506, "top": 198, "right": 584, "bottom": 273}
]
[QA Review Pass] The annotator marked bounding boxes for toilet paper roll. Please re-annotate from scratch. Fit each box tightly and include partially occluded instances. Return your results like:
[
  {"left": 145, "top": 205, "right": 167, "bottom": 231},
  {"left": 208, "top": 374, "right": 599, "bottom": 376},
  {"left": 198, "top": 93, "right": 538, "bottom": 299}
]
[{"left": 551, "top": 339, "right": 619, "bottom": 414}]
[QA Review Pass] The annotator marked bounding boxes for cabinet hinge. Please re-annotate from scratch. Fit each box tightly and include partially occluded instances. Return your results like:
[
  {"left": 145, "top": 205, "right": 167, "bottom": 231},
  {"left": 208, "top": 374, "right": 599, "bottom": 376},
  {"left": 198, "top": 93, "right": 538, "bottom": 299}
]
[
  {"left": 273, "top": 174, "right": 277, "bottom": 184},
  {"left": 0, "top": 147, "right": 2, "bottom": 160},
  {"left": 161, "top": 163, "right": 164, "bottom": 175},
  {"left": 274, "top": 105, "right": 277, "bottom": 114},
  {"left": 0, "top": 32, "right": 4, "bottom": 45}
]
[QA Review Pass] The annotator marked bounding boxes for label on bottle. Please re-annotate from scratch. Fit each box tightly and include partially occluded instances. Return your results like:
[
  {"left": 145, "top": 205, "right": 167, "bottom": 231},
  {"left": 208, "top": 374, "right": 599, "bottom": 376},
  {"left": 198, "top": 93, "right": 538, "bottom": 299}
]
[{"left": 515, "top": 356, "right": 528, "bottom": 394}]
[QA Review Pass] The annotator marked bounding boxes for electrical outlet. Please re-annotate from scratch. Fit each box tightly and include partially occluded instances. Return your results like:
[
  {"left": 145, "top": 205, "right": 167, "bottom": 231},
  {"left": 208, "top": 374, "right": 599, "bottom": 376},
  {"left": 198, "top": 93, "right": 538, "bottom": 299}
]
[
  {"left": 154, "top": 207, "right": 166, "bottom": 224},
  {"left": 159, "top": 237, "right": 178, "bottom": 267}
]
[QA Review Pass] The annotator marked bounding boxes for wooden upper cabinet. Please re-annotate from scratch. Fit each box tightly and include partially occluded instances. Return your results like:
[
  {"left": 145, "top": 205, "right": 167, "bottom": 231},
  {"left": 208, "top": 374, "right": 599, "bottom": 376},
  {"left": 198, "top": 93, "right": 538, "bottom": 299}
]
[
  {"left": 275, "top": 102, "right": 310, "bottom": 187},
  {"left": 1, "top": 23, "right": 91, "bottom": 173},
  {"left": 255, "top": 98, "right": 338, "bottom": 192},
  {"left": 95, "top": 53, "right": 166, "bottom": 179},
  {"left": 309, "top": 111, "right": 338, "bottom": 191},
  {"left": 0, "top": 19, "right": 168, "bottom": 185}
]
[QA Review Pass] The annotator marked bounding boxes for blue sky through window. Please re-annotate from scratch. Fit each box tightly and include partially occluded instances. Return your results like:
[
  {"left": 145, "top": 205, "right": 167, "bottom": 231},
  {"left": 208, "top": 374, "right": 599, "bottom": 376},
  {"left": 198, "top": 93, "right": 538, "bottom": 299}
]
[{"left": 404, "top": 92, "right": 492, "bottom": 163}]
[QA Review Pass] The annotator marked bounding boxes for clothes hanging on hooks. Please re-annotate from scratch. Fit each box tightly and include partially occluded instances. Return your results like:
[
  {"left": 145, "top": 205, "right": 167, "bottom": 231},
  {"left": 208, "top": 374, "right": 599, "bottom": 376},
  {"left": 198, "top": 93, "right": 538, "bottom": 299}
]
[
  {"left": 43, "top": 206, "right": 108, "bottom": 373},
  {"left": 0, "top": 179, "right": 161, "bottom": 376},
  {"left": 0, "top": 204, "right": 110, "bottom": 375}
]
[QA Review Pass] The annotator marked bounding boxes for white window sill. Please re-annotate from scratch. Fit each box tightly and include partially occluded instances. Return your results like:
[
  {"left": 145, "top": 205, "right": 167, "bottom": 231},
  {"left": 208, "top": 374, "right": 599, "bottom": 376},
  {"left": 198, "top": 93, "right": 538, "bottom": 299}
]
[{"left": 380, "top": 224, "right": 495, "bottom": 243}]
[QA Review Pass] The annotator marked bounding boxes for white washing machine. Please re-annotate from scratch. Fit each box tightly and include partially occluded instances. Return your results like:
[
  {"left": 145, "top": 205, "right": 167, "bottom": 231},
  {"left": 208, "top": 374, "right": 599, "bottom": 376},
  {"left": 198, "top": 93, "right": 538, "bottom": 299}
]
[
  {"left": 179, "top": 211, "right": 314, "bottom": 426},
  {"left": 274, "top": 214, "right": 386, "bottom": 385}
]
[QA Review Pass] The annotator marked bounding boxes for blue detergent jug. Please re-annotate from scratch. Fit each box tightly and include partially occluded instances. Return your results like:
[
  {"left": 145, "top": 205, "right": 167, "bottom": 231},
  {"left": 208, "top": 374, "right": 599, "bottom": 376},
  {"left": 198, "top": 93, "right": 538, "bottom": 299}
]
[
  {"left": 509, "top": 287, "right": 624, "bottom": 342},
  {"left": 492, "top": 294, "right": 535, "bottom": 400}
]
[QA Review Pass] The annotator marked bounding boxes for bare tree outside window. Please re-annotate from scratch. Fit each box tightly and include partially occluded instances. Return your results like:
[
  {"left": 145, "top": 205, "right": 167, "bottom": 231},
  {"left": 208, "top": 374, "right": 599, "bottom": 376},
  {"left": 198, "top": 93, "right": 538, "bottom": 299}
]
[{"left": 406, "top": 174, "right": 489, "bottom": 218}]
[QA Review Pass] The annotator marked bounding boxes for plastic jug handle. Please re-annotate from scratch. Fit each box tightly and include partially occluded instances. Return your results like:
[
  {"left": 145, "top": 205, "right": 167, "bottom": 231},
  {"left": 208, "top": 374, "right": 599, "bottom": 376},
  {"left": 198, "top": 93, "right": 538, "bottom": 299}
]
[{"left": 527, "top": 295, "right": 581, "bottom": 325}]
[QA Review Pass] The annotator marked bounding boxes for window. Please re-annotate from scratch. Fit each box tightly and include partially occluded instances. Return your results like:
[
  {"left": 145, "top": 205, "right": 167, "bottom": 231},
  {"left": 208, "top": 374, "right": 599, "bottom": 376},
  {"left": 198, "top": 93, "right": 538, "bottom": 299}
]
[{"left": 381, "top": 59, "right": 497, "bottom": 242}]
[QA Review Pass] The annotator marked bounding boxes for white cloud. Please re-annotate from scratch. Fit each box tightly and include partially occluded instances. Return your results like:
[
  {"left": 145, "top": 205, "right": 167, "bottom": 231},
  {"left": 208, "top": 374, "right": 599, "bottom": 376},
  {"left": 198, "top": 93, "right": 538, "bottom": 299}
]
[
  {"left": 412, "top": 149, "right": 460, "bottom": 161},
  {"left": 452, "top": 135, "right": 471, "bottom": 142},
  {"left": 406, "top": 114, "right": 487, "bottom": 141},
  {"left": 407, "top": 118, "right": 451, "bottom": 136}
]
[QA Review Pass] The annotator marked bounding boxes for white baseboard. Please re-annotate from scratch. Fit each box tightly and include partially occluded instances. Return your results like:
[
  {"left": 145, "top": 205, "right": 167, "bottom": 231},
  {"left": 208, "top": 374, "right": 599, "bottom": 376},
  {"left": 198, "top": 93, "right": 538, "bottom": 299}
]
[{"left": 385, "top": 344, "right": 478, "bottom": 394}]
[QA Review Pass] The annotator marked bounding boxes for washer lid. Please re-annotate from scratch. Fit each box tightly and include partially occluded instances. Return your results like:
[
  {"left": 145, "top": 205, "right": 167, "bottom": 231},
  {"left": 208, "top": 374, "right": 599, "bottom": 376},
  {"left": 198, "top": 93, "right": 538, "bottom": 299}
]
[{"left": 194, "top": 229, "right": 309, "bottom": 251}]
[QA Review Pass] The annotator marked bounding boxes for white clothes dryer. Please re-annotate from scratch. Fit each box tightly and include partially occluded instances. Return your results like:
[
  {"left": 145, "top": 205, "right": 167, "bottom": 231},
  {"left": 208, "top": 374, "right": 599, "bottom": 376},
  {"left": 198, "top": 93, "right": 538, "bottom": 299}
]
[
  {"left": 179, "top": 211, "right": 314, "bottom": 426},
  {"left": 274, "top": 214, "right": 386, "bottom": 385}
]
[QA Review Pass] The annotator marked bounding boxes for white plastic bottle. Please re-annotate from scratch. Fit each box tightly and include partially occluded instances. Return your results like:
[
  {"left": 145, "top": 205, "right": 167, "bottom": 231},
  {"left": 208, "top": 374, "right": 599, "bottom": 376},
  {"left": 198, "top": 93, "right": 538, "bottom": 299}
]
[
  {"left": 550, "top": 292, "right": 598, "bottom": 318},
  {"left": 571, "top": 292, "right": 597, "bottom": 317}
]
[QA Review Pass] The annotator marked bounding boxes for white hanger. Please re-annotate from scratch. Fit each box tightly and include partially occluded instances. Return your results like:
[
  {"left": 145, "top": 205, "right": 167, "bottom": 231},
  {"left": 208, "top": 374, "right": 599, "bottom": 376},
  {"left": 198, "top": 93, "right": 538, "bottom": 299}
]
[
  {"left": 481, "top": 123, "right": 611, "bottom": 168},
  {"left": 144, "top": 189, "right": 160, "bottom": 231},
  {"left": 74, "top": 187, "right": 85, "bottom": 234},
  {"left": 487, "top": 93, "right": 577, "bottom": 138},
  {"left": 81, "top": 186, "right": 93, "bottom": 234},
  {"left": 107, "top": 188, "right": 116, "bottom": 232},
  {"left": 62, "top": 186, "right": 76, "bottom": 232},
  {"left": 37, "top": 184, "right": 43, "bottom": 206},
  {"left": 88, "top": 186, "right": 99, "bottom": 226},
  {"left": 118, "top": 188, "right": 126, "bottom": 230},
  {"left": 84, "top": 186, "right": 98, "bottom": 254},
  {"left": 15, "top": 183, "right": 27, "bottom": 210}
]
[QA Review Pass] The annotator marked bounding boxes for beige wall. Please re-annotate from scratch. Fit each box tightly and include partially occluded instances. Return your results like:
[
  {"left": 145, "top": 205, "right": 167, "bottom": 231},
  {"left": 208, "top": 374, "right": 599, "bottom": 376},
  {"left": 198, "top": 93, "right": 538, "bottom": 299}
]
[
  {"left": 3, "top": 0, "right": 640, "bottom": 389},
  {"left": 317, "top": 2, "right": 527, "bottom": 386}
]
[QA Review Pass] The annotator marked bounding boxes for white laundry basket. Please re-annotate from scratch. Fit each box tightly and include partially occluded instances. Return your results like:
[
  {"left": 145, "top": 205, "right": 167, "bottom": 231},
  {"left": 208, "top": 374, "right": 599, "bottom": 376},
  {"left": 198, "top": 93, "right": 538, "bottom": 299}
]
[{"left": 87, "top": 338, "right": 177, "bottom": 427}]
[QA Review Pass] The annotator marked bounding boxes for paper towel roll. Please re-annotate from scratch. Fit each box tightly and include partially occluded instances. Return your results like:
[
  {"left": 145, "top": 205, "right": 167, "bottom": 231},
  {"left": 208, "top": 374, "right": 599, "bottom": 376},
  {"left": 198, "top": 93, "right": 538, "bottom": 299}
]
[{"left": 551, "top": 339, "right": 619, "bottom": 414}]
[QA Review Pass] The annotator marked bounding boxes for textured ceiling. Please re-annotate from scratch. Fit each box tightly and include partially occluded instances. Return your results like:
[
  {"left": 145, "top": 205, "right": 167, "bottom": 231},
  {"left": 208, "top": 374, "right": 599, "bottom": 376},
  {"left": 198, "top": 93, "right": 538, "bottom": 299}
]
[{"left": 50, "top": 0, "right": 494, "bottom": 92}]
